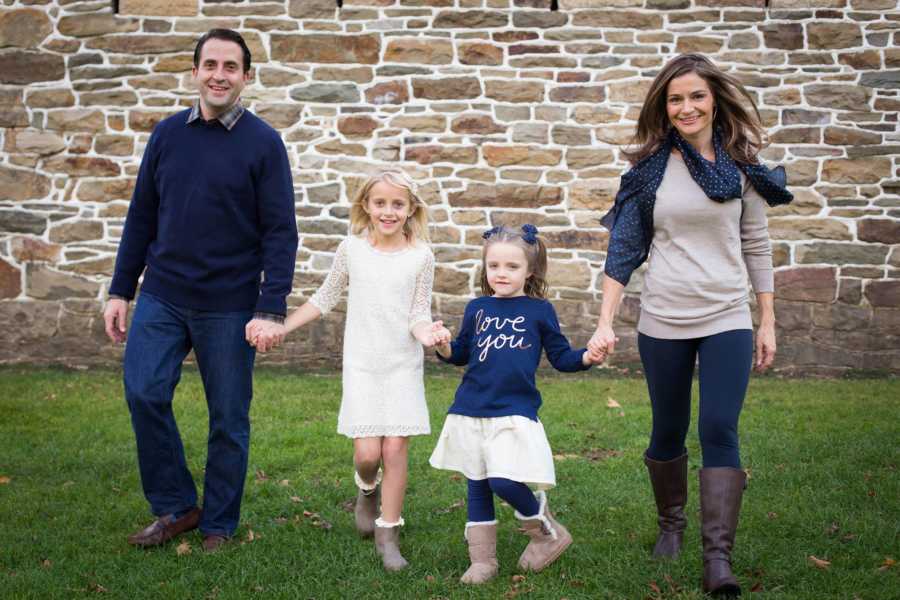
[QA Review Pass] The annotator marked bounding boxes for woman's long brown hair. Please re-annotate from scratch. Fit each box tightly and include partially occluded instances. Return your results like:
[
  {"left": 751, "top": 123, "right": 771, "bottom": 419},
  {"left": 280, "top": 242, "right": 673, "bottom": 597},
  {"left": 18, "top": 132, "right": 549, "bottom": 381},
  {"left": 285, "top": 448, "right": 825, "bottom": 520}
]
[{"left": 623, "top": 53, "right": 767, "bottom": 166}]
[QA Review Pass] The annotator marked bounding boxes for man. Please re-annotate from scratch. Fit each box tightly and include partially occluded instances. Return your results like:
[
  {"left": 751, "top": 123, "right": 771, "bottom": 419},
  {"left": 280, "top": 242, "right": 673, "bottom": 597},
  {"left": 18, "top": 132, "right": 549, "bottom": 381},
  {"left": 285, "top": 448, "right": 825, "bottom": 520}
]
[{"left": 104, "top": 28, "right": 298, "bottom": 552}]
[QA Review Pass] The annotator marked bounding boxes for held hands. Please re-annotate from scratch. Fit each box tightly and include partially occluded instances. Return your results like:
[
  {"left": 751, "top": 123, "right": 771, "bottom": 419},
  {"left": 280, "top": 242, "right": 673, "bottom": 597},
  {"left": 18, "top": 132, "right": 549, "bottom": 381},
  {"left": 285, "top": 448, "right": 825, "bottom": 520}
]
[
  {"left": 103, "top": 298, "right": 129, "bottom": 343},
  {"left": 416, "top": 320, "right": 452, "bottom": 350},
  {"left": 587, "top": 321, "right": 619, "bottom": 364},
  {"left": 754, "top": 322, "right": 776, "bottom": 372},
  {"left": 245, "top": 319, "right": 287, "bottom": 353}
]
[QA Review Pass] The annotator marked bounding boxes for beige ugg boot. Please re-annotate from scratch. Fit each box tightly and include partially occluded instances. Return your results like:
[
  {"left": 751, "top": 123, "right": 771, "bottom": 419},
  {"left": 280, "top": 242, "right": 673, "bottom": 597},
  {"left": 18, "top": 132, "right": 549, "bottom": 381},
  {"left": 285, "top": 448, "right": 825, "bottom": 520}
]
[
  {"left": 374, "top": 517, "right": 408, "bottom": 571},
  {"left": 460, "top": 521, "right": 499, "bottom": 584},
  {"left": 354, "top": 469, "right": 382, "bottom": 538},
  {"left": 514, "top": 491, "right": 572, "bottom": 572}
]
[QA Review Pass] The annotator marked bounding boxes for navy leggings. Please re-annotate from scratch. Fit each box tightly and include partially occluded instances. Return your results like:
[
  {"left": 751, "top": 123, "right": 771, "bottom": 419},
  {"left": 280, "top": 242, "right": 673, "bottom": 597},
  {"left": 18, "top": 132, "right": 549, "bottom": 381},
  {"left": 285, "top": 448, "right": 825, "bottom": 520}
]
[
  {"left": 467, "top": 477, "right": 540, "bottom": 522},
  {"left": 638, "top": 329, "right": 753, "bottom": 469}
]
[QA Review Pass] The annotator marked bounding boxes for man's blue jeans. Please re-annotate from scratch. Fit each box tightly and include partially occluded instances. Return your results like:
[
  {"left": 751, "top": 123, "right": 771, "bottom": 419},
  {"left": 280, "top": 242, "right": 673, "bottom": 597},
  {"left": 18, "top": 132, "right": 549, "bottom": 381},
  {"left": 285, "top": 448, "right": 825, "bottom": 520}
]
[{"left": 123, "top": 291, "right": 255, "bottom": 537}]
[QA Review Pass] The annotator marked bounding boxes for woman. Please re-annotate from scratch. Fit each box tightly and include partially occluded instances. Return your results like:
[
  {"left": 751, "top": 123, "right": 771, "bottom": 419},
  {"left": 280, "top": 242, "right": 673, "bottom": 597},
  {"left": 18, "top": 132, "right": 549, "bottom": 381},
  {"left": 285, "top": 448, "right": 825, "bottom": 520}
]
[{"left": 589, "top": 54, "right": 792, "bottom": 596}]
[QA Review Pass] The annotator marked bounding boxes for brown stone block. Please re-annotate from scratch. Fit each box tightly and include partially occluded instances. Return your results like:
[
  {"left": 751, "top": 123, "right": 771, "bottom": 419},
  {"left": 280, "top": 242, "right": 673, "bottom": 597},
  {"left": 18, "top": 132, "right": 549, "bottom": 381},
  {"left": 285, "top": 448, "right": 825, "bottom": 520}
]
[
  {"left": 255, "top": 104, "right": 303, "bottom": 130},
  {"left": 548, "top": 260, "right": 591, "bottom": 289},
  {"left": 770, "top": 127, "right": 820, "bottom": 144},
  {"left": 838, "top": 50, "right": 881, "bottom": 70},
  {"left": 412, "top": 77, "right": 482, "bottom": 100},
  {"left": 872, "top": 307, "right": 900, "bottom": 335},
  {"left": 153, "top": 54, "right": 193, "bottom": 73},
  {"left": 0, "top": 259, "right": 21, "bottom": 299},
  {"left": 451, "top": 114, "right": 505, "bottom": 135},
  {"left": 510, "top": 57, "right": 576, "bottom": 69},
  {"left": 128, "top": 110, "right": 177, "bottom": 132},
  {"left": 763, "top": 88, "right": 801, "bottom": 106},
  {"left": 775, "top": 266, "right": 837, "bottom": 303},
  {"left": 433, "top": 10, "right": 508, "bottom": 28},
  {"left": 508, "top": 44, "right": 560, "bottom": 56},
  {"left": 10, "top": 237, "right": 61, "bottom": 263},
  {"left": 807, "top": 22, "right": 862, "bottom": 49},
  {"left": 796, "top": 242, "right": 889, "bottom": 266},
  {"left": 120, "top": 0, "right": 197, "bottom": 16},
  {"left": 858, "top": 219, "right": 900, "bottom": 245},
  {"left": 26, "top": 265, "right": 100, "bottom": 300},
  {"left": 572, "top": 11, "right": 662, "bottom": 29},
  {"left": 57, "top": 13, "right": 139, "bottom": 37},
  {"left": 823, "top": 126, "right": 881, "bottom": 146},
  {"left": 0, "top": 8, "right": 51, "bottom": 49},
  {"left": 25, "top": 88, "right": 74, "bottom": 109},
  {"left": 449, "top": 184, "right": 562, "bottom": 208},
  {"left": 768, "top": 189, "right": 822, "bottom": 217},
  {"left": 595, "top": 125, "right": 634, "bottom": 145},
  {"left": 865, "top": 280, "right": 900, "bottom": 308},
  {"left": 456, "top": 169, "right": 494, "bottom": 183},
  {"left": 406, "top": 145, "right": 478, "bottom": 165},
  {"left": 42, "top": 156, "right": 120, "bottom": 178},
  {"left": 607, "top": 80, "right": 651, "bottom": 104},
  {"left": 488, "top": 211, "right": 569, "bottom": 228},
  {"left": 565, "top": 148, "right": 614, "bottom": 170},
  {"left": 338, "top": 115, "right": 379, "bottom": 138},
  {"left": 458, "top": 42, "right": 503, "bottom": 66},
  {"left": 549, "top": 86, "right": 604, "bottom": 103},
  {"left": 484, "top": 80, "right": 544, "bottom": 103},
  {"left": 804, "top": 84, "right": 871, "bottom": 111},
  {"left": 365, "top": 80, "right": 409, "bottom": 105},
  {"left": 0, "top": 88, "right": 27, "bottom": 128},
  {"left": 554, "top": 125, "right": 594, "bottom": 147},
  {"left": 823, "top": 158, "right": 891, "bottom": 184},
  {"left": 86, "top": 34, "right": 195, "bottom": 54},
  {"left": 768, "top": 218, "right": 851, "bottom": 241},
  {"left": 513, "top": 11, "right": 568, "bottom": 28},
  {"left": 760, "top": 23, "right": 803, "bottom": 50},
  {"left": 542, "top": 230, "right": 609, "bottom": 251},
  {"left": 315, "top": 140, "right": 366, "bottom": 157},
  {"left": 784, "top": 160, "right": 818, "bottom": 187},
  {"left": 483, "top": 145, "right": 562, "bottom": 167},
  {"left": 433, "top": 265, "right": 471, "bottom": 294},
  {"left": 571, "top": 105, "right": 621, "bottom": 125},
  {"left": 0, "top": 50, "right": 64, "bottom": 84},
  {"left": 675, "top": 35, "right": 724, "bottom": 54},
  {"left": 389, "top": 114, "right": 444, "bottom": 132},
  {"left": 77, "top": 178, "right": 135, "bottom": 202},
  {"left": 289, "top": 0, "right": 337, "bottom": 18},
  {"left": 0, "top": 165, "right": 51, "bottom": 202},
  {"left": 385, "top": 37, "right": 453, "bottom": 64},
  {"left": 494, "top": 31, "right": 539, "bottom": 43},
  {"left": 271, "top": 34, "right": 380, "bottom": 64},
  {"left": 7, "top": 129, "right": 65, "bottom": 156},
  {"left": 48, "top": 220, "right": 104, "bottom": 244},
  {"left": 0, "top": 209, "right": 46, "bottom": 234},
  {"left": 567, "top": 179, "right": 617, "bottom": 211},
  {"left": 312, "top": 67, "right": 372, "bottom": 84},
  {"left": 59, "top": 256, "right": 116, "bottom": 276},
  {"left": 79, "top": 90, "right": 139, "bottom": 107}
]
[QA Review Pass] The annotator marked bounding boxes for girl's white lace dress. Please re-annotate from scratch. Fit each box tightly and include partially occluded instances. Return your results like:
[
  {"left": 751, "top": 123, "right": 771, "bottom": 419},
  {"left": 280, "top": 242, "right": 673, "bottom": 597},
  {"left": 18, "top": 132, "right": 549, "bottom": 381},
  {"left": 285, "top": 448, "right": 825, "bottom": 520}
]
[{"left": 309, "top": 234, "right": 434, "bottom": 438}]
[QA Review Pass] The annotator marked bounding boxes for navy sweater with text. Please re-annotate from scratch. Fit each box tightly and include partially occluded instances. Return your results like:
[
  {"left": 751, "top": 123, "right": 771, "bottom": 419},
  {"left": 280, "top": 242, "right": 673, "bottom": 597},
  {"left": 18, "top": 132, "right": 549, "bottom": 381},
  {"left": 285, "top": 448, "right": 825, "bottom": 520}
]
[
  {"left": 439, "top": 295, "right": 589, "bottom": 421},
  {"left": 109, "top": 108, "right": 298, "bottom": 315}
]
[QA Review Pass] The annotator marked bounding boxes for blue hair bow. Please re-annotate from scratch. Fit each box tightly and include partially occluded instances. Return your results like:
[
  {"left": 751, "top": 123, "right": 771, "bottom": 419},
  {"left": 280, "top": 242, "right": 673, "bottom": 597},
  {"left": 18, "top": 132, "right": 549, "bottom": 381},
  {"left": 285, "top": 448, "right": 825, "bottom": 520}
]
[
  {"left": 482, "top": 226, "right": 501, "bottom": 240},
  {"left": 521, "top": 223, "right": 538, "bottom": 245}
]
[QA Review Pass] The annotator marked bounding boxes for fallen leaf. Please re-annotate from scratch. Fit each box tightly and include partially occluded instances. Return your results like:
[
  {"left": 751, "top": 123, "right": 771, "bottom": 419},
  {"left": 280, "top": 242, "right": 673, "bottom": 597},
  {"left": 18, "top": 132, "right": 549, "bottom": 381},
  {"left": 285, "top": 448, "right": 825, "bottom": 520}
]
[
  {"left": 606, "top": 397, "right": 621, "bottom": 408},
  {"left": 62, "top": 481, "right": 75, "bottom": 488},
  {"left": 867, "top": 489, "right": 876, "bottom": 497},
  {"left": 290, "top": 496, "right": 302, "bottom": 504},
  {"left": 449, "top": 474, "right": 462, "bottom": 482},
  {"left": 88, "top": 582, "right": 107, "bottom": 593},
  {"left": 511, "top": 574, "right": 526, "bottom": 583},
  {"left": 274, "top": 517, "right": 288, "bottom": 524},
  {"left": 254, "top": 469, "right": 269, "bottom": 482},
  {"left": 750, "top": 582, "right": 763, "bottom": 592},
  {"left": 341, "top": 499, "right": 355, "bottom": 512},
  {"left": 435, "top": 500, "right": 464, "bottom": 514},
  {"left": 878, "top": 557, "right": 895, "bottom": 571},
  {"left": 175, "top": 541, "right": 191, "bottom": 556},
  {"left": 618, "top": 410, "right": 625, "bottom": 417},
  {"left": 553, "top": 453, "right": 580, "bottom": 461},
  {"left": 767, "top": 512, "right": 778, "bottom": 520},
  {"left": 842, "top": 533, "right": 858, "bottom": 542},
  {"left": 425, "top": 575, "right": 435, "bottom": 583},
  {"left": 279, "top": 479, "right": 290, "bottom": 487},
  {"left": 0, "top": 476, "right": 10, "bottom": 484},
  {"left": 745, "top": 468, "right": 752, "bottom": 480},
  {"left": 583, "top": 448, "right": 623, "bottom": 461},
  {"left": 825, "top": 522, "right": 840, "bottom": 536},
  {"left": 808, "top": 555, "right": 831, "bottom": 569},
  {"left": 40, "top": 559, "right": 51, "bottom": 568}
]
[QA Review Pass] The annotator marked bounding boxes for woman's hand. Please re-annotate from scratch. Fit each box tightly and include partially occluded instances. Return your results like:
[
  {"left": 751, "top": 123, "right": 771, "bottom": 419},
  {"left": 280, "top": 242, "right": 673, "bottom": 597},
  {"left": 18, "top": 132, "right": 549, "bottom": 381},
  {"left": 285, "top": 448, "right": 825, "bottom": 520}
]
[
  {"left": 589, "top": 320, "right": 619, "bottom": 357},
  {"left": 754, "top": 322, "right": 776, "bottom": 372}
]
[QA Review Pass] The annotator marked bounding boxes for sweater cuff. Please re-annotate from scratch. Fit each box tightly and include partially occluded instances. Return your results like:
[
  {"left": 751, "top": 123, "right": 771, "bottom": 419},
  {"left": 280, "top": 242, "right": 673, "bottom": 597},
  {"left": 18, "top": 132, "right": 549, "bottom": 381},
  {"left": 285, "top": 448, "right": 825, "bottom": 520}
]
[
  {"left": 747, "top": 266, "right": 774, "bottom": 294},
  {"left": 253, "top": 312, "right": 285, "bottom": 324},
  {"left": 254, "top": 294, "right": 287, "bottom": 317}
]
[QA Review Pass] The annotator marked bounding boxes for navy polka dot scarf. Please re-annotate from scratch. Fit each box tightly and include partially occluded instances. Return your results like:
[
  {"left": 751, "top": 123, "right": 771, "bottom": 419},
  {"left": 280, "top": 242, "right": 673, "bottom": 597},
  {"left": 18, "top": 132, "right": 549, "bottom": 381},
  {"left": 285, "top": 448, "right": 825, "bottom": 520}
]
[{"left": 602, "top": 128, "right": 793, "bottom": 230}]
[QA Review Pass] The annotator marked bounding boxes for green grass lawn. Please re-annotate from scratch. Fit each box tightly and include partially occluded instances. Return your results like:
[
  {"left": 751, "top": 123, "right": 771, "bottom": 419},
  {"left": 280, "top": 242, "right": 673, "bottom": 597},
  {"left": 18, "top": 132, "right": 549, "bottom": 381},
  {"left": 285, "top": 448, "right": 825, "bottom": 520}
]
[{"left": 0, "top": 368, "right": 897, "bottom": 599}]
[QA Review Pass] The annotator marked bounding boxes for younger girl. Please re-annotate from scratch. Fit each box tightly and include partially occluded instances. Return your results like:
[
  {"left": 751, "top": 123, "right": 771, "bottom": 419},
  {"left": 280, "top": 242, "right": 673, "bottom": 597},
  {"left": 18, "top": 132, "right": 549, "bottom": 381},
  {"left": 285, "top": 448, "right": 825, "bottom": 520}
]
[
  {"left": 252, "top": 169, "right": 445, "bottom": 571},
  {"left": 429, "top": 224, "right": 605, "bottom": 584}
]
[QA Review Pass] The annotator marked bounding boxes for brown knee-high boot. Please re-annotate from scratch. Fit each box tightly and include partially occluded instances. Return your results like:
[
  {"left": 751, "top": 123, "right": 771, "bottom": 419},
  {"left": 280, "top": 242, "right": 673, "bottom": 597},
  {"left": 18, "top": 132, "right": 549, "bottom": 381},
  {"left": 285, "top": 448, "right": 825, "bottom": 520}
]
[
  {"left": 644, "top": 452, "right": 688, "bottom": 559},
  {"left": 699, "top": 467, "right": 746, "bottom": 596}
]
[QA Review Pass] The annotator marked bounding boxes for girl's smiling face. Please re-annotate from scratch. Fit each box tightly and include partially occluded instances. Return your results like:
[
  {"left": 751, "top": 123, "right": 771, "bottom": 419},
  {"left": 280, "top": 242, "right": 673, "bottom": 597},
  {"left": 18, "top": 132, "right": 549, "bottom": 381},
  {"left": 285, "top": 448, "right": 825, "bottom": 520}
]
[
  {"left": 484, "top": 242, "right": 531, "bottom": 298},
  {"left": 365, "top": 181, "right": 414, "bottom": 241}
]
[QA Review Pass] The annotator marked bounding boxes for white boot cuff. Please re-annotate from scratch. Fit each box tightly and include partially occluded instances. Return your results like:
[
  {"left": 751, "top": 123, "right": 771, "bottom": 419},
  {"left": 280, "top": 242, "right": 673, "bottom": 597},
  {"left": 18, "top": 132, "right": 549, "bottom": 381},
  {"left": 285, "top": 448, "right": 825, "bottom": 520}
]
[
  {"left": 355, "top": 468, "right": 383, "bottom": 492},
  {"left": 375, "top": 516, "right": 404, "bottom": 528}
]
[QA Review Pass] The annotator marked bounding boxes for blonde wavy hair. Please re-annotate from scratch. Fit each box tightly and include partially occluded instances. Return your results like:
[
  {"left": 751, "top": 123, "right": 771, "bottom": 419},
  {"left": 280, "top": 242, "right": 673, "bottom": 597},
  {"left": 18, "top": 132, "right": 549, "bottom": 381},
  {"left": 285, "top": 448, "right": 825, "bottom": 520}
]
[{"left": 349, "top": 169, "right": 430, "bottom": 243}]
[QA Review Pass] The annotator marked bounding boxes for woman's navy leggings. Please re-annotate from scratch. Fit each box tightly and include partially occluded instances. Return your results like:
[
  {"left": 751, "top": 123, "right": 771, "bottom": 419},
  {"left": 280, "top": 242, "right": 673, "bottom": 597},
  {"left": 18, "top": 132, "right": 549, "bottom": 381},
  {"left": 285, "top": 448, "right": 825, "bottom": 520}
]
[{"left": 638, "top": 329, "right": 753, "bottom": 468}]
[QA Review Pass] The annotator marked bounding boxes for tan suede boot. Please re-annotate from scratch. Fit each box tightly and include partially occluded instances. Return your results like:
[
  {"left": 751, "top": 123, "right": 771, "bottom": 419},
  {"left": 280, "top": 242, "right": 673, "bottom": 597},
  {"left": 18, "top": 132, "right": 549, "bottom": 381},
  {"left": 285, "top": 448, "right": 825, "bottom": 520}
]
[
  {"left": 644, "top": 452, "right": 688, "bottom": 559},
  {"left": 700, "top": 467, "right": 746, "bottom": 597},
  {"left": 374, "top": 518, "right": 408, "bottom": 571},
  {"left": 354, "top": 469, "right": 381, "bottom": 538},
  {"left": 515, "top": 491, "right": 572, "bottom": 572},
  {"left": 460, "top": 521, "right": 499, "bottom": 584}
]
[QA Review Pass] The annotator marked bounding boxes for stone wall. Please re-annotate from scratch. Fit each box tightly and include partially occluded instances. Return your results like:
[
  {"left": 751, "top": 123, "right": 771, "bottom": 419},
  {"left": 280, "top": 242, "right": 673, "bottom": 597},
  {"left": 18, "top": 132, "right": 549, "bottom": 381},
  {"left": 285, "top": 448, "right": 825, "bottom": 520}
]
[{"left": 0, "top": 0, "right": 898, "bottom": 375}]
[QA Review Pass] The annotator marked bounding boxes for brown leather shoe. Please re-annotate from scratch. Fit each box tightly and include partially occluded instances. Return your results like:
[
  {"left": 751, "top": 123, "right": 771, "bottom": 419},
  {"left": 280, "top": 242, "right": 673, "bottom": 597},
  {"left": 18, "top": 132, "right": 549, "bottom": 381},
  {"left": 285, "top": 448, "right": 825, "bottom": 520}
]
[
  {"left": 202, "top": 534, "right": 230, "bottom": 553},
  {"left": 127, "top": 507, "right": 201, "bottom": 547}
]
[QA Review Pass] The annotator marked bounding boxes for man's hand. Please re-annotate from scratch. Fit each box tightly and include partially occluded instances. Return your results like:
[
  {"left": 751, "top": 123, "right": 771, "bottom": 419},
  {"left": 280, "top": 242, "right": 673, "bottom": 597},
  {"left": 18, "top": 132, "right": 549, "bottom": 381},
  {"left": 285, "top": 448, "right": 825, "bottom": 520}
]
[
  {"left": 104, "top": 298, "right": 129, "bottom": 343},
  {"left": 246, "top": 319, "right": 287, "bottom": 353}
]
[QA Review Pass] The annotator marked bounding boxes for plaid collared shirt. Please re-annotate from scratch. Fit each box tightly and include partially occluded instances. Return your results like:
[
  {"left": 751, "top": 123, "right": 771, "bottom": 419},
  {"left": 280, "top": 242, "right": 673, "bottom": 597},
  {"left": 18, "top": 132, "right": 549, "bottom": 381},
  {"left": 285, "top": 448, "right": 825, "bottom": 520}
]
[{"left": 186, "top": 99, "right": 245, "bottom": 131}]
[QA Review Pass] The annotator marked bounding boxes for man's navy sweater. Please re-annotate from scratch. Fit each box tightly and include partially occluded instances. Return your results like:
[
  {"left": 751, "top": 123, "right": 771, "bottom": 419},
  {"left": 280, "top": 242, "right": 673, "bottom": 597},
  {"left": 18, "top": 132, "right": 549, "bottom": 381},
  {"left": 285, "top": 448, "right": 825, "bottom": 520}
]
[
  {"left": 109, "top": 108, "right": 298, "bottom": 315},
  {"left": 439, "top": 295, "right": 589, "bottom": 421}
]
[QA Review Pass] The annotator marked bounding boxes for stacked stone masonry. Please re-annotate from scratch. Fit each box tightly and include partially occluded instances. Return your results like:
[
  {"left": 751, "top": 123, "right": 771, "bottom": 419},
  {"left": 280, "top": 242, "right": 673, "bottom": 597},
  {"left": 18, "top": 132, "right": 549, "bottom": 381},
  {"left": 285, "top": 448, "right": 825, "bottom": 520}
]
[{"left": 0, "top": 0, "right": 898, "bottom": 374}]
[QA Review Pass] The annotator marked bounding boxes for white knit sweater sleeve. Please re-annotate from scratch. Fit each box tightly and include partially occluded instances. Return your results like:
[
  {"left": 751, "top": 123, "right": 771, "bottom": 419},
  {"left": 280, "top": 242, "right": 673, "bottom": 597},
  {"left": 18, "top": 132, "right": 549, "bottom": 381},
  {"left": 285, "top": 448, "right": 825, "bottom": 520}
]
[
  {"left": 408, "top": 246, "right": 434, "bottom": 332},
  {"left": 308, "top": 238, "right": 349, "bottom": 315}
]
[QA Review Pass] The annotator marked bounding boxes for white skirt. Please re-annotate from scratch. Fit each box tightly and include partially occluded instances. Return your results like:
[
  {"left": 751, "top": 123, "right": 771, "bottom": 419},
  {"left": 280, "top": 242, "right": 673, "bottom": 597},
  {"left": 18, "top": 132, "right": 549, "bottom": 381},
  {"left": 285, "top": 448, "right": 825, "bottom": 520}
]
[{"left": 429, "top": 414, "right": 556, "bottom": 490}]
